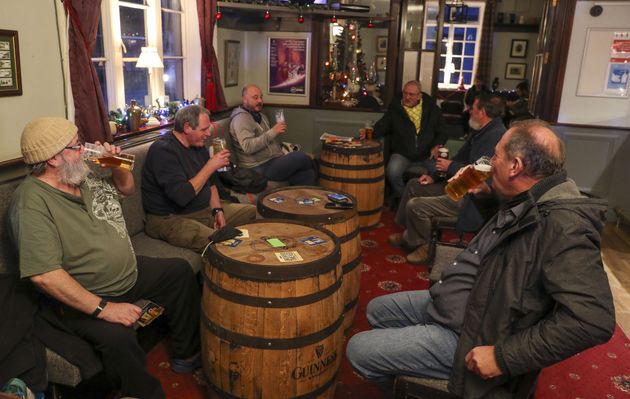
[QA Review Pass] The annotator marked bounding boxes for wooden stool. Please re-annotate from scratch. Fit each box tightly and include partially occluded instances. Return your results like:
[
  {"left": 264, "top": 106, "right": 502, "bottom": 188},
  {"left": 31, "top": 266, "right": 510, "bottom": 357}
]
[{"left": 394, "top": 375, "right": 459, "bottom": 399}]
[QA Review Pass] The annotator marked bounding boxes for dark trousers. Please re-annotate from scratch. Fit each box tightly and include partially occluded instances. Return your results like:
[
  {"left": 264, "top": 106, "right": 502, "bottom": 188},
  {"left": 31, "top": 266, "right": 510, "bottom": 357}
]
[
  {"left": 254, "top": 151, "right": 317, "bottom": 186},
  {"left": 59, "top": 256, "right": 201, "bottom": 399}
]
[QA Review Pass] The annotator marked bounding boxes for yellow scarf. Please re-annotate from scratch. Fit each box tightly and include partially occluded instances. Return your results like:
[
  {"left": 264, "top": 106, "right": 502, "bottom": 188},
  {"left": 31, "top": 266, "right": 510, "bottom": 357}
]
[{"left": 404, "top": 99, "right": 423, "bottom": 134}]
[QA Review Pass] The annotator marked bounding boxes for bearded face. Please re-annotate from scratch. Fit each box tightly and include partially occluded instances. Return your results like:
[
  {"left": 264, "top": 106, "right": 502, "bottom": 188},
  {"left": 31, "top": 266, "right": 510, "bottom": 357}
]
[{"left": 58, "top": 153, "right": 91, "bottom": 186}]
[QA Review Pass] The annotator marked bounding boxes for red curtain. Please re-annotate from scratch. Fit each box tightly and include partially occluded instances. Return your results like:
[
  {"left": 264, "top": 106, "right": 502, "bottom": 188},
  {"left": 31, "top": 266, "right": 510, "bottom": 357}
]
[
  {"left": 64, "top": 0, "right": 111, "bottom": 143},
  {"left": 476, "top": 0, "right": 496, "bottom": 83},
  {"left": 196, "top": 0, "right": 227, "bottom": 112}
]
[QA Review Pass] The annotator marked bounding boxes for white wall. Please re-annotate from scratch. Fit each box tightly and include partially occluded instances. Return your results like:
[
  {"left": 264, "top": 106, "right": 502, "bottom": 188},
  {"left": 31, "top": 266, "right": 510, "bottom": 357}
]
[
  {"left": 0, "top": 0, "right": 65, "bottom": 162},
  {"left": 558, "top": 1, "right": 630, "bottom": 127},
  {"left": 489, "top": 31, "right": 538, "bottom": 90},
  {"left": 217, "top": 28, "right": 246, "bottom": 107}
]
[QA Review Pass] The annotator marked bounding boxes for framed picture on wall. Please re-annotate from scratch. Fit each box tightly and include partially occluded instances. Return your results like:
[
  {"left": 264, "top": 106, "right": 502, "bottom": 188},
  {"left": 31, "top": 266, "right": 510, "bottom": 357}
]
[
  {"left": 510, "top": 39, "right": 528, "bottom": 58},
  {"left": 224, "top": 40, "right": 240, "bottom": 87},
  {"left": 505, "top": 63, "right": 527, "bottom": 80},
  {"left": 376, "top": 56, "right": 387, "bottom": 71},
  {"left": 0, "top": 29, "right": 22, "bottom": 97},
  {"left": 268, "top": 37, "right": 309, "bottom": 96},
  {"left": 376, "top": 36, "right": 388, "bottom": 53}
]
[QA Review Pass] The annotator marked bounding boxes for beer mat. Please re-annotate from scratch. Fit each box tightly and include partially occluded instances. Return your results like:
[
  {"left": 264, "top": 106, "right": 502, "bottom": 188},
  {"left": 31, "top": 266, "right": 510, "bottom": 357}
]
[
  {"left": 266, "top": 238, "right": 286, "bottom": 248},
  {"left": 275, "top": 251, "right": 304, "bottom": 263},
  {"left": 311, "top": 197, "right": 322, "bottom": 202},
  {"left": 135, "top": 301, "right": 164, "bottom": 328},
  {"left": 300, "top": 236, "right": 326, "bottom": 246},
  {"left": 297, "top": 198, "right": 315, "bottom": 205},
  {"left": 268, "top": 196, "right": 284, "bottom": 204},
  {"left": 237, "top": 229, "right": 249, "bottom": 238},
  {"left": 221, "top": 238, "right": 242, "bottom": 247}
]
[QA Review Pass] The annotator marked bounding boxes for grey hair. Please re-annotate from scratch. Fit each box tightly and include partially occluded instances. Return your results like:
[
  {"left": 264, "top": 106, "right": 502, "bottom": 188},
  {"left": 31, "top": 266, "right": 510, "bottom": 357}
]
[
  {"left": 173, "top": 105, "right": 210, "bottom": 132},
  {"left": 29, "top": 161, "right": 47, "bottom": 176},
  {"left": 403, "top": 80, "right": 422, "bottom": 93},
  {"left": 504, "top": 119, "right": 565, "bottom": 179},
  {"left": 475, "top": 93, "right": 505, "bottom": 119}
]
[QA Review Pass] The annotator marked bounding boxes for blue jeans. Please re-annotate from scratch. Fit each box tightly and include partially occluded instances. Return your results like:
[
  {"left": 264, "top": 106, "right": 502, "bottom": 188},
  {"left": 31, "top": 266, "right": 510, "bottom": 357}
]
[
  {"left": 254, "top": 151, "right": 317, "bottom": 186},
  {"left": 386, "top": 154, "right": 430, "bottom": 198},
  {"left": 346, "top": 291, "right": 458, "bottom": 387}
]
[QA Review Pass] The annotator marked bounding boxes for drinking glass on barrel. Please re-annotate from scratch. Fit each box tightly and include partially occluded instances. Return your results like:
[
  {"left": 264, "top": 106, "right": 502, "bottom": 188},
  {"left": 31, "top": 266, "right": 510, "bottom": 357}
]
[
  {"left": 83, "top": 142, "right": 135, "bottom": 171},
  {"left": 444, "top": 156, "right": 492, "bottom": 201},
  {"left": 363, "top": 121, "right": 374, "bottom": 140}
]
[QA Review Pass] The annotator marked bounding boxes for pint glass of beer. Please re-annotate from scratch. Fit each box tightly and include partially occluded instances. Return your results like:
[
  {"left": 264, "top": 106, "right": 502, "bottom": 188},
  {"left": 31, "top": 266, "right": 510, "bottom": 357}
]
[
  {"left": 364, "top": 120, "right": 374, "bottom": 140},
  {"left": 83, "top": 142, "right": 135, "bottom": 171},
  {"left": 444, "top": 156, "right": 492, "bottom": 201},
  {"left": 209, "top": 138, "right": 230, "bottom": 172}
]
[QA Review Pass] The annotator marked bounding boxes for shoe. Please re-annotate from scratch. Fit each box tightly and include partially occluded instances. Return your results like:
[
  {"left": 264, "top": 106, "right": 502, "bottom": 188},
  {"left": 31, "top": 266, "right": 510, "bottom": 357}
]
[
  {"left": 170, "top": 352, "right": 201, "bottom": 374},
  {"left": 407, "top": 245, "right": 431, "bottom": 265},
  {"left": 388, "top": 233, "right": 406, "bottom": 248}
]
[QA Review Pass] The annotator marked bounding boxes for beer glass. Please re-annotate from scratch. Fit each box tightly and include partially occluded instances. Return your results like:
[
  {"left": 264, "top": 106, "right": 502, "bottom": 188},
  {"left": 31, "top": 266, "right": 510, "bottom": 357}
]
[
  {"left": 209, "top": 138, "right": 230, "bottom": 172},
  {"left": 363, "top": 120, "right": 374, "bottom": 140},
  {"left": 82, "top": 142, "right": 135, "bottom": 171},
  {"left": 436, "top": 147, "right": 449, "bottom": 178},
  {"left": 275, "top": 109, "right": 285, "bottom": 124},
  {"left": 444, "top": 156, "right": 492, "bottom": 201}
]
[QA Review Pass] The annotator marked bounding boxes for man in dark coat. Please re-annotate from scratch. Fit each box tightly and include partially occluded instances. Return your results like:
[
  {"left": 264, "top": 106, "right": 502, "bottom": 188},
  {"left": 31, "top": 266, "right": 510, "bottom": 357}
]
[
  {"left": 346, "top": 119, "right": 615, "bottom": 398},
  {"left": 365, "top": 80, "right": 447, "bottom": 200}
]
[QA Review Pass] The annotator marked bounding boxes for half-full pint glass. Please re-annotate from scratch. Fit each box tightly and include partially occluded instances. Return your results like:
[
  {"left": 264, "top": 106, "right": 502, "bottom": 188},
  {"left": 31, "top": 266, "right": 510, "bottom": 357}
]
[
  {"left": 83, "top": 142, "right": 135, "bottom": 171},
  {"left": 444, "top": 156, "right": 492, "bottom": 201},
  {"left": 209, "top": 138, "right": 230, "bottom": 172}
]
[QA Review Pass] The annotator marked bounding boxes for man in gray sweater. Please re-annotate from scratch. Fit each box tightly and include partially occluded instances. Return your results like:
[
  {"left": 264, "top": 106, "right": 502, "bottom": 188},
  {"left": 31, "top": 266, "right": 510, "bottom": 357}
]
[{"left": 229, "top": 84, "right": 316, "bottom": 186}]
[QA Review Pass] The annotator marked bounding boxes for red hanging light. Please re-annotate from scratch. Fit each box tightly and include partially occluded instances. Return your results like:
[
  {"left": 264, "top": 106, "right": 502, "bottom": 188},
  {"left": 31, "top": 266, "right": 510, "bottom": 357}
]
[
  {"left": 264, "top": 10, "right": 271, "bottom": 20},
  {"left": 215, "top": 7, "right": 223, "bottom": 21},
  {"left": 331, "top": 14, "right": 337, "bottom": 23},
  {"left": 298, "top": 14, "right": 305, "bottom": 23},
  {"left": 367, "top": 19, "right": 375, "bottom": 28}
]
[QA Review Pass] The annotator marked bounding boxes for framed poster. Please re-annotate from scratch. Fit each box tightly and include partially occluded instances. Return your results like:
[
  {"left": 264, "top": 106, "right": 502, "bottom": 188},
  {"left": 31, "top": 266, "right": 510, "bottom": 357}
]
[
  {"left": 224, "top": 40, "right": 240, "bottom": 87},
  {"left": 376, "top": 56, "right": 387, "bottom": 71},
  {"left": 0, "top": 30, "right": 22, "bottom": 97},
  {"left": 376, "top": 36, "right": 388, "bottom": 53},
  {"left": 505, "top": 63, "right": 527, "bottom": 80},
  {"left": 510, "top": 39, "right": 528, "bottom": 58},
  {"left": 268, "top": 37, "right": 309, "bottom": 96}
]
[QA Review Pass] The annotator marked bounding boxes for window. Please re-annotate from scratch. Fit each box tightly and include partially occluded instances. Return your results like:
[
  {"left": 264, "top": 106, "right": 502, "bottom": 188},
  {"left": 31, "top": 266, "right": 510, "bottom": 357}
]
[
  {"left": 424, "top": 2, "right": 485, "bottom": 89},
  {"left": 94, "top": 0, "right": 189, "bottom": 111}
]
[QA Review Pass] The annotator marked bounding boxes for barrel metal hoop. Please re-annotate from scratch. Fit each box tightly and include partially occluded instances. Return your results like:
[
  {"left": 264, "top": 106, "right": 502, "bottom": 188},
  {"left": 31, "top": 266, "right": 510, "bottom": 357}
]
[
  {"left": 358, "top": 206, "right": 383, "bottom": 216},
  {"left": 202, "top": 313, "right": 344, "bottom": 350},
  {"left": 342, "top": 256, "right": 362, "bottom": 274},
  {"left": 319, "top": 159, "right": 384, "bottom": 170},
  {"left": 207, "top": 372, "right": 338, "bottom": 399},
  {"left": 318, "top": 173, "right": 385, "bottom": 184},
  {"left": 322, "top": 142, "right": 383, "bottom": 155},
  {"left": 257, "top": 205, "right": 355, "bottom": 224},
  {"left": 338, "top": 227, "right": 360, "bottom": 243},
  {"left": 344, "top": 296, "right": 360, "bottom": 312},
  {"left": 204, "top": 273, "right": 342, "bottom": 308}
]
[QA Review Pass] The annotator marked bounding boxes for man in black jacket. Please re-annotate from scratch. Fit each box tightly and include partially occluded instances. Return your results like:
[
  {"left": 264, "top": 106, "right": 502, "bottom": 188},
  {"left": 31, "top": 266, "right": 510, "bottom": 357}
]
[
  {"left": 366, "top": 81, "right": 447, "bottom": 200},
  {"left": 346, "top": 120, "right": 614, "bottom": 398},
  {"left": 390, "top": 93, "right": 506, "bottom": 264}
]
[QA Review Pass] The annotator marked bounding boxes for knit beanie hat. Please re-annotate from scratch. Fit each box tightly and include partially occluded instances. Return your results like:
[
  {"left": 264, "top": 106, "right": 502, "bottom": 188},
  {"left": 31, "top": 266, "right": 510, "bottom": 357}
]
[{"left": 21, "top": 117, "right": 78, "bottom": 164}]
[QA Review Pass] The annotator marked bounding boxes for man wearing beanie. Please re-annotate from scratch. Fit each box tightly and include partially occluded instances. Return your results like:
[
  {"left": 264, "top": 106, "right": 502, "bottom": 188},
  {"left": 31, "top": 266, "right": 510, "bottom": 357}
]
[{"left": 9, "top": 117, "right": 201, "bottom": 399}]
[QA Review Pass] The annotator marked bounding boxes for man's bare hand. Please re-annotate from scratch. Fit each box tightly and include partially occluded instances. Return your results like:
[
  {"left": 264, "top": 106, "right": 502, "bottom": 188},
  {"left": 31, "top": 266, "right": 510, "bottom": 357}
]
[
  {"left": 418, "top": 174, "right": 434, "bottom": 185},
  {"left": 213, "top": 211, "right": 226, "bottom": 229},
  {"left": 208, "top": 149, "right": 230, "bottom": 172},
  {"left": 464, "top": 346, "right": 503, "bottom": 379},
  {"left": 272, "top": 122, "right": 287, "bottom": 135},
  {"left": 430, "top": 145, "right": 442, "bottom": 160},
  {"left": 358, "top": 128, "right": 366, "bottom": 139},
  {"left": 435, "top": 157, "right": 452, "bottom": 172},
  {"left": 99, "top": 302, "right": 142, "bottom": 327}
]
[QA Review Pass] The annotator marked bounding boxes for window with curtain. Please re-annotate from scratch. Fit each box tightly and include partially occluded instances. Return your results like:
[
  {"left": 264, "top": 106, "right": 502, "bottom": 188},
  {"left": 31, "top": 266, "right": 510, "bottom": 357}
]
[
  {"left": 93, "top": 0, "right": 188, "bottom": 111},
  {"left": 424, "top": 1, "right": 485, "bottom": 89}
]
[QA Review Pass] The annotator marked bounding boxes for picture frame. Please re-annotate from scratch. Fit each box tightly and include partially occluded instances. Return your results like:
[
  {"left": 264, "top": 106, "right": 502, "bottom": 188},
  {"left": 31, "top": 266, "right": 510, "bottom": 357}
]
[
  {"left": 376, "top": 56, "right": 387, "bottom": 71},
  {"left": 224, "top": 40, "right": 240, "bottom": 88},
  {"left": 376, "top": 36, "right": 388, "bottom": 54},
  {"left": 510, "top": 39, "right": 528, "bottom": 58},
  {"left": 268, "top": 37, "right": 309, "bottom": 97},
  {"left": 505, "top": 63, "right": 527, "bottom": 80},
  {"left": 0, "top": 29, "right": 22, "bottom": 97}
]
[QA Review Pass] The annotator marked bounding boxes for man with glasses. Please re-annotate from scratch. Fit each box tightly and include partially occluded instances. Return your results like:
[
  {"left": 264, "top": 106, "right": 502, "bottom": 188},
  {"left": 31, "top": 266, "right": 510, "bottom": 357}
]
[
  {"left": 361, "top": 80, "right": 447, "bottom": 203},
  {"left": 9, "top": 117, "right": 201, "bottom": 399}
]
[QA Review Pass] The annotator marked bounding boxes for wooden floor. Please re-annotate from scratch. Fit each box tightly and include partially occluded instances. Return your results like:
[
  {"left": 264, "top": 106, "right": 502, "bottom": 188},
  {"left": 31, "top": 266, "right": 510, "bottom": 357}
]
[{"left": 602, "top": 223, "right": 630, "bottom": 336}]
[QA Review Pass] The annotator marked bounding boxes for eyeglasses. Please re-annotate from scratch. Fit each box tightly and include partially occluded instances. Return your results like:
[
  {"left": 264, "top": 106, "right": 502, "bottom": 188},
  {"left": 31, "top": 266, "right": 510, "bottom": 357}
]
[{"left": 64, "top": 144, "right": 82, "bottom": 151}]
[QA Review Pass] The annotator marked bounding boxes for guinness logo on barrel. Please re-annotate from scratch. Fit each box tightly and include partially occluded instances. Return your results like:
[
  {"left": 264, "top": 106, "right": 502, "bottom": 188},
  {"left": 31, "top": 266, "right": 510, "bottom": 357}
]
[{"left": 291, "top": 346, "right": 338, "bottom": 380}]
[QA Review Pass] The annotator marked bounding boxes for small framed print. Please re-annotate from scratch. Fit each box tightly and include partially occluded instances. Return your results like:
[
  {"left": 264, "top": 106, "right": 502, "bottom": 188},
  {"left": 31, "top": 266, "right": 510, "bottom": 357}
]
[
  {"left": 510, "top": 39, "right": 528, "bottom": 58},
  {"left": 376, "top": 56, "right": 387, "bottom": 71},
  {"left": 0, "top": 30, "right": 22, "bottom": 97},
  {"left": 505, "top": 63, "right": 527, "bottom": 80},
  {"left": 376, "top": 36, "right": 388, "bottom": 53},
  {"left": 224, "top": 40, "right": 240, "bottom": 87}
]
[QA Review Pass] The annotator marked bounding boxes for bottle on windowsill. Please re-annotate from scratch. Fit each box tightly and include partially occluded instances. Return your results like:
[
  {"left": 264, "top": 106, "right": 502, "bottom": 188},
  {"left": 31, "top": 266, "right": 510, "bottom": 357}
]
[{"left": 126, "top": 100, "right": 142, "bottom": 132}]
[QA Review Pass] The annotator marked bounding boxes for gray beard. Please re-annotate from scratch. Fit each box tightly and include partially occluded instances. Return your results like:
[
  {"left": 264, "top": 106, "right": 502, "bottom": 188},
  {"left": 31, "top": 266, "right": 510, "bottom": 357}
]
[
  {"left": 59, "top": 155, "right": 91, "bottom": 186},
  {"left": 468, "top": 117, "right": 482, "bottom": 131}
]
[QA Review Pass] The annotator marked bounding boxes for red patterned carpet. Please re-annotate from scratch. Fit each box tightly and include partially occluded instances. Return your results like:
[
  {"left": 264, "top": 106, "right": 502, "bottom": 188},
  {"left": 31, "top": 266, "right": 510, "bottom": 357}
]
[{"left": 146, "top": 209, "right": 630, "bottom": 398}]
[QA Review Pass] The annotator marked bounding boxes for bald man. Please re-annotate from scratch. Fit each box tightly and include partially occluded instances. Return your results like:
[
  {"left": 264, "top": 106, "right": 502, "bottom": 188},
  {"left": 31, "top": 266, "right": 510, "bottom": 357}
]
[
  {"left": 347, "top": 120, "right": 614, "bottom": 398},
  {"left": 229, "top": 84, "right": 316, "bottom": 186}
]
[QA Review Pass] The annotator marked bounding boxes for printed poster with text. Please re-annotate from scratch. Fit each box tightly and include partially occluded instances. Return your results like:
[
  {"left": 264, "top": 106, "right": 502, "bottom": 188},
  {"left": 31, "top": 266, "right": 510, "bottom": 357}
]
[
  {"left": 268, "top": 38, "right": 308, "bottom": 96},
  {"left": 605, "top": 31, "right": 630, "bottom": 97}
]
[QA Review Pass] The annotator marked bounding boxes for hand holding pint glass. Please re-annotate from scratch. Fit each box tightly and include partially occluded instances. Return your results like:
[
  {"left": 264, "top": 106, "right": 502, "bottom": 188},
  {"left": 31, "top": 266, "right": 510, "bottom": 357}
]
[
  {"left": 83, "top": 142, "right": 135, "bottom": 171},
  {"left": 209, "top": 138, "right": 230, "bottom": 172},
  {"left": 275, "top": 109, "right": 285, "bottom": 124},
  {"left": 444, "top": 156, "right": 492, "bottom": 201}
]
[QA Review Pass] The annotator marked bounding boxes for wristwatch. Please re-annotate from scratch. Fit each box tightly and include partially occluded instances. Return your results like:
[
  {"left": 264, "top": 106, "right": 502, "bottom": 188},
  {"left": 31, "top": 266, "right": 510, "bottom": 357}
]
[
  {"left": 211, "top": 207, "right": 224, "bottom": 217},
  {"left": 92, "top": 299, "right": 108, "bottom": 317}
]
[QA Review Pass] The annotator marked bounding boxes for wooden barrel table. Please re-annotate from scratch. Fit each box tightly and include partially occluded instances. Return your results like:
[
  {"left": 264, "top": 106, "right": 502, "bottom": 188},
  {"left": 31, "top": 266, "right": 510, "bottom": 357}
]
[
  {"left": 202, "top": 220, "right": 344, "bottom": 399},
  {"left": 257, "top": 186, "right": 362, "bottom": 333},
  {"left": 318, "top": 140, "right": 384, "bottom": 229}
]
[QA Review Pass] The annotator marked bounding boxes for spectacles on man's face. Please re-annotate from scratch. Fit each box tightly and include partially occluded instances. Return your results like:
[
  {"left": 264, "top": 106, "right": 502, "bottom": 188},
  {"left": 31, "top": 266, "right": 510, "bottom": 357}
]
[{"left": 65, "top": 144, "right": 82, "bottom": 151}]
